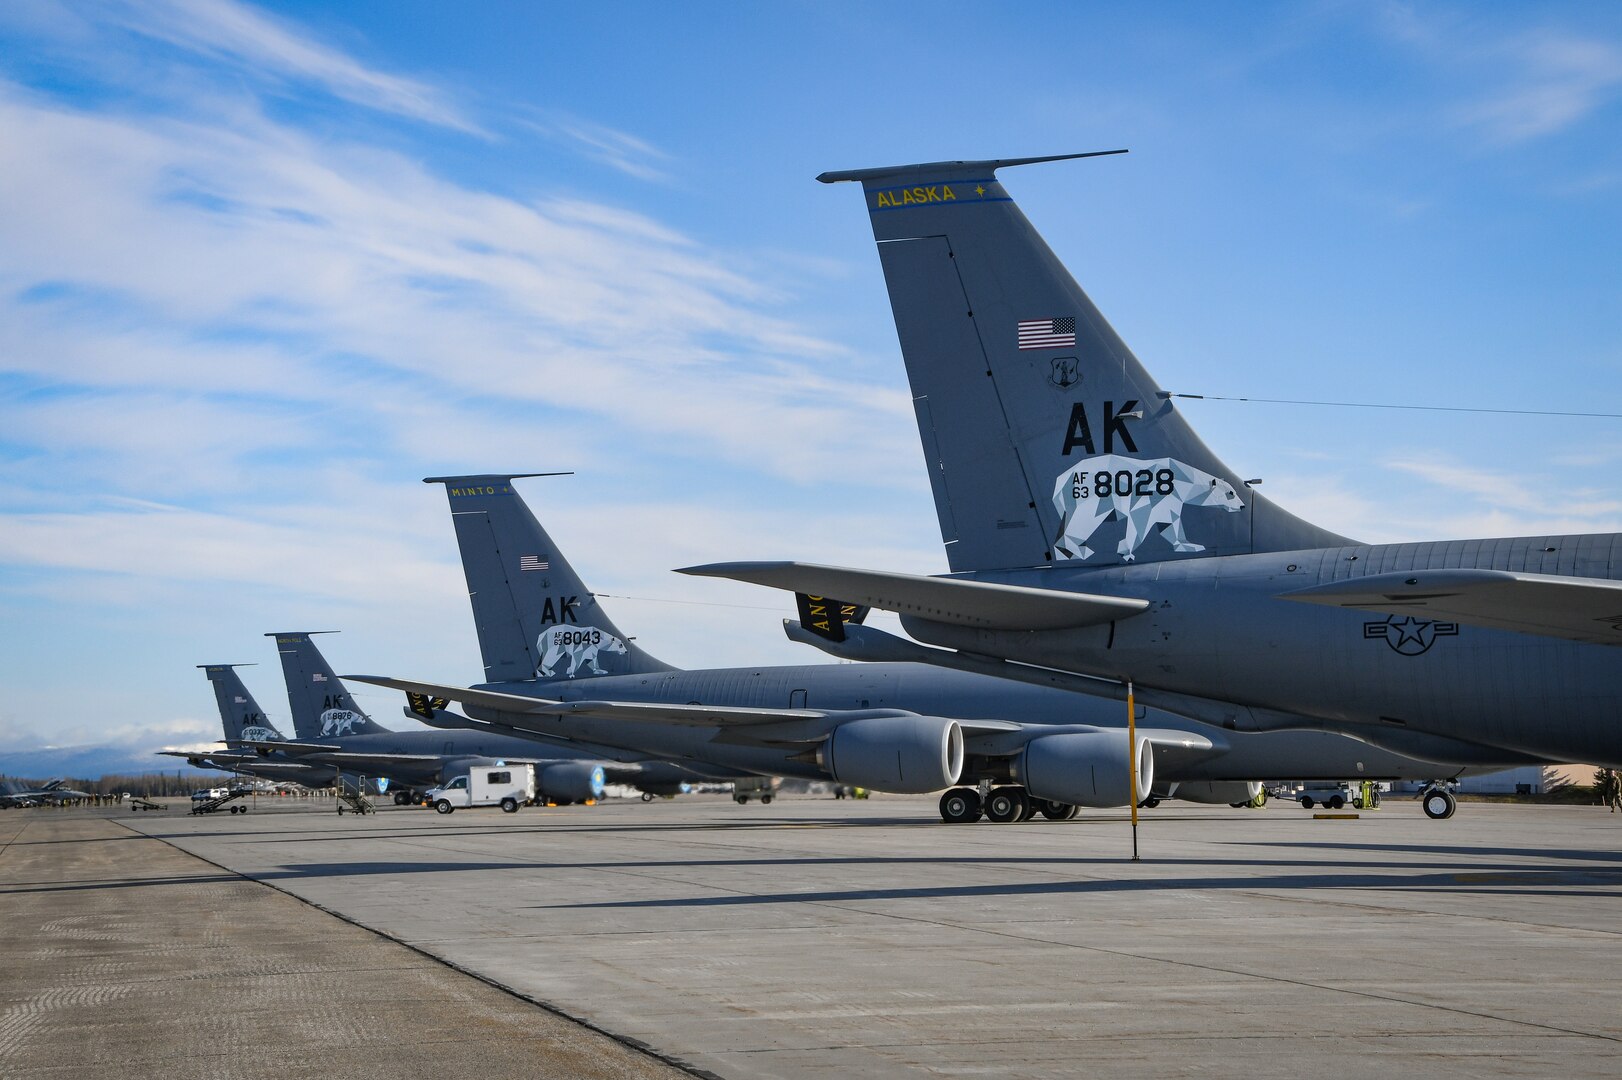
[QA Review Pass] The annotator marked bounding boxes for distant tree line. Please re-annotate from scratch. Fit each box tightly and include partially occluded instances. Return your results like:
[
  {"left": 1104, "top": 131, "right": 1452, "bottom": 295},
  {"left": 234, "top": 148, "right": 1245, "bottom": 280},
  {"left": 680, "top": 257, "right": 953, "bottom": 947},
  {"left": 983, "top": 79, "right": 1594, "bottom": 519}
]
[{"left": 2, "top": 771, "right": 217, "bottom": 797}]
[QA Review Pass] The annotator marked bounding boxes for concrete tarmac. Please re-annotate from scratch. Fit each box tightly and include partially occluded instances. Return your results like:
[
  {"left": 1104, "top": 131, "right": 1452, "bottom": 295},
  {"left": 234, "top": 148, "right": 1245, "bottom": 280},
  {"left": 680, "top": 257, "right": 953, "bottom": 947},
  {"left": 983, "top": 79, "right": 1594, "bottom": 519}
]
[
  {"left": 0, "top": 809, "right": 690, "bottom": 1079},
  {"left": 119, "top": 794, "right": 1622, "bottom": 1077},
  {"left": 14, "top": 795, "right": 1622, "bottom": 1078}
]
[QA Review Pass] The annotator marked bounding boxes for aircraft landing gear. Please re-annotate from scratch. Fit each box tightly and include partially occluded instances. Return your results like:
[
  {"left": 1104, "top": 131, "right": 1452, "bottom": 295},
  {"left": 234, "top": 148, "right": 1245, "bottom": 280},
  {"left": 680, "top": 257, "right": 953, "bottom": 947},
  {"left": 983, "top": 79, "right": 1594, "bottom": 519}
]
[
  {"left": 1422, "top": 786, "right": 1457, "bottom": 820},
  {"left": 1037, "top": 799, "right": 1079, "bottom": 821},
  {"left": 984, "top": 786, "right": 1028, "bottom": 824},
  {"left": 939, "top": 788, "right": 982, "bottom": 823}
]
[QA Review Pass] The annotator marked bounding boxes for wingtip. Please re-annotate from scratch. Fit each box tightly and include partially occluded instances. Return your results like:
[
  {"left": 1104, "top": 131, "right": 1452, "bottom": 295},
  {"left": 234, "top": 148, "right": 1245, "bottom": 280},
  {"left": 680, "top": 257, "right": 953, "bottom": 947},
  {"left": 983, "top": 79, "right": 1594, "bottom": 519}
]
[{"left": 675, "top": 561, "right": 792, "bottom": 578}]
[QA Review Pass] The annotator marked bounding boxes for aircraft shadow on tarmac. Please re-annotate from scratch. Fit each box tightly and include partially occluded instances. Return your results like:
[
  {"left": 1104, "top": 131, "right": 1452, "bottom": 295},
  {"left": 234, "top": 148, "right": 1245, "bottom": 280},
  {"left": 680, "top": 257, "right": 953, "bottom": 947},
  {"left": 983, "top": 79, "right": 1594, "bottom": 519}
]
[
  {"left": 1249, "top": 838, "right": 1622, "bottom": 866},
  {"left": 551, "top": 866, "right": 1622, "bottom": 910}
]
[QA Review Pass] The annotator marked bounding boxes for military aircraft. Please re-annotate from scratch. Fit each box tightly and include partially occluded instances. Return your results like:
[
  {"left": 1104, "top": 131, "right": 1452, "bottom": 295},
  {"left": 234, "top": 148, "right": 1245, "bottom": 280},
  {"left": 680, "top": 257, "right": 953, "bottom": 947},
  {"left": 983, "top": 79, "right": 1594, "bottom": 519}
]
[
  {"left": 681, "top": 153, "right": 1622, "bottom": 795},
  {"left": 239, "top": 631, "right": 714, "bottom": 804},
  {"left": 345, "top": 474, "right": 1538, "bottom": 823},
  {"left": 0, "top": 778, "right": 91, "bottom": 807},
  {"left": 157, "top": 663, "right": 354, "bottom": 790}
]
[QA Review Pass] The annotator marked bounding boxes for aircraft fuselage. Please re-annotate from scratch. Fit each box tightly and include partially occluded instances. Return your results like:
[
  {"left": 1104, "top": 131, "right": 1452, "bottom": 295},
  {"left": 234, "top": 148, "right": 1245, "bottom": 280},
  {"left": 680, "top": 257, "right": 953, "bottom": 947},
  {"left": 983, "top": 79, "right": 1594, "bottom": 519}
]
[
  {"left": 467, "top": 659, "right": 1544, "bottom": 784},
  {"left": 904, "top": 534, "right": 1622, "bottom": 766}
]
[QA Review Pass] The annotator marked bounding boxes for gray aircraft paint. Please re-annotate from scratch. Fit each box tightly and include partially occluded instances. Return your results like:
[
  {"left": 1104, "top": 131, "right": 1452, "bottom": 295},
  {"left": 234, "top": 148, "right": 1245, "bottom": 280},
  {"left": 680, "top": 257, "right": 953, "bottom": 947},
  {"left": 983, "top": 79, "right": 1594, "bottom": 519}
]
[
  {"left": 410, "top": 475, "right": 1536, "bottom": 788},
  {"left": 426, "top": 474, "right": 673, "bottom": 683},
  {"left": 256, "top": 632, "right": 710, "bottom": 794},
  {"left": 269, "top": 633, "right": 394, "bottom": 740},
  {"left": 816, "top": 155, "right": 1622, "bottom": 767},
  {"left": 177, "top": 664, "right": 346, "bottom": 788}
]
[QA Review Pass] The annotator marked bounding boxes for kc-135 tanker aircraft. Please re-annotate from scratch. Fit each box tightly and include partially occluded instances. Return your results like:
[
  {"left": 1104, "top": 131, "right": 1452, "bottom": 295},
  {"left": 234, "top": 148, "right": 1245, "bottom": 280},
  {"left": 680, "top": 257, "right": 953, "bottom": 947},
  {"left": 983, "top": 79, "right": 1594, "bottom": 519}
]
[
  {"left": 682, "top": 152, "right": 1622, "bottom": 773},
  {"left": 180, "top": 635, "right": 721, "bottom": 803},
  {"left": 347, "top": 474, "right": 1539, "bottom": 823}
]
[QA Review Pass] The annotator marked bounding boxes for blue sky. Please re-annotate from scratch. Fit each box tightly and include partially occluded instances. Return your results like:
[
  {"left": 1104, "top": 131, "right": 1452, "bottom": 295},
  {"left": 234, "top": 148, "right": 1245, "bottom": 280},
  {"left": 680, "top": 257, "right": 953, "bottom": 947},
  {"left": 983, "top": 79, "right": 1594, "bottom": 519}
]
[{"left": 1, "top": 0, "right": 1619, "bottom": 764}]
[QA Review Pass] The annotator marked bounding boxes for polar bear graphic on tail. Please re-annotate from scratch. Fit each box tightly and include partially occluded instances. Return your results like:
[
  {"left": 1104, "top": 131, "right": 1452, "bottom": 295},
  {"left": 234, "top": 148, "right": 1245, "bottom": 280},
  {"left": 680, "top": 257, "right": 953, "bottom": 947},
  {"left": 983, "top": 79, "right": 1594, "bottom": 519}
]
[
  {"left": 537, "top": 624, "right": 627, "bottom": 678},
  {"left": 319, "top": 709, "right": 365, "bottom": 736},
  {"left": 1052, "top": 455, "right": 1243, "bottom": 562}
]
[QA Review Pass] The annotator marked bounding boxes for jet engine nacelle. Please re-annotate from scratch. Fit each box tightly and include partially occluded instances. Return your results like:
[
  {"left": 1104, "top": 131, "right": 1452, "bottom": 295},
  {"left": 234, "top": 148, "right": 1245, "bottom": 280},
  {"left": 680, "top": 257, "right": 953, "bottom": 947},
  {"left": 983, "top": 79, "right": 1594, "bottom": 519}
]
[
  {"left": 1017, "top": 731, "right": 1154, "bottom": 809},
  {"left": 823, "top": 714, "right": 964, "bottom": 794},
  {"left": 538, "top": 762, "right": 606, "bottom": 803},
  {"left": 1172, "top": 780, "right": 1262, "bottom": 805}
]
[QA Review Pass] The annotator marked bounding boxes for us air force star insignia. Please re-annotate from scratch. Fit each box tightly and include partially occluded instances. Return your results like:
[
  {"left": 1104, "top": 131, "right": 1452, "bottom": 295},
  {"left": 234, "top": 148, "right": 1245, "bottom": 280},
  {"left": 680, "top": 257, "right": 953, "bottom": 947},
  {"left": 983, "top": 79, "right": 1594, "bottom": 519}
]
[
  {"left": 975, "top": 184, "right": 986, "bottom": 196},
  {"left": 1363, "top": 615, "right": 1459, "bottom": 656}
]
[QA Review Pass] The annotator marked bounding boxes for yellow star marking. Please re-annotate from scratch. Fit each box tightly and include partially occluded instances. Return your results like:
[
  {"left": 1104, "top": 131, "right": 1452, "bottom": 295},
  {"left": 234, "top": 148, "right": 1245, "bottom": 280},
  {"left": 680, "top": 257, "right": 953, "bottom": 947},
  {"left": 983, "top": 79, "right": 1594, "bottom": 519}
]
[{"left": 975, "top": 184, "right": 986, "bottom": 196}]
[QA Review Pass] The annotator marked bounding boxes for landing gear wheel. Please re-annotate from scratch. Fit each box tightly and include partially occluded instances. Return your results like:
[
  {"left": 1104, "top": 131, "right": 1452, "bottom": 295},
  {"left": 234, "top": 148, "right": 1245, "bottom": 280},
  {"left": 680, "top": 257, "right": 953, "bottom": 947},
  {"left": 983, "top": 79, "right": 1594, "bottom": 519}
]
[
  {"left": 434, "top": 799, "right": 454, "bottom": 815},
  {"left": 1423, "top": 789, "right": 1457, "bottom": 820},
  {"left": 499, "top": 797, "right": 519, "bottom": 814},
  {"left": 1039, "top": 800, "right": 1078, "bottom": 821},
  {"left": 1018, "top": 798, "right": 1040, "bottom": 821},
  {"left": 984, "top": 786, "right": 1028, "bottom": 824},
  {"left": 939, "top": 789, "right": 982, "bottom": 823}
]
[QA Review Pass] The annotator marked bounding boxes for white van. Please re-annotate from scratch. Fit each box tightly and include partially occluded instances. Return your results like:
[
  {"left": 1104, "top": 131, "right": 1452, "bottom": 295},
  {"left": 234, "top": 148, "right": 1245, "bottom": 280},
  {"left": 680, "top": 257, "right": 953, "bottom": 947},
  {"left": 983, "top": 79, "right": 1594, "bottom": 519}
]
[{"left": 425, "top": 764, "right": 536, "bottom": 815}]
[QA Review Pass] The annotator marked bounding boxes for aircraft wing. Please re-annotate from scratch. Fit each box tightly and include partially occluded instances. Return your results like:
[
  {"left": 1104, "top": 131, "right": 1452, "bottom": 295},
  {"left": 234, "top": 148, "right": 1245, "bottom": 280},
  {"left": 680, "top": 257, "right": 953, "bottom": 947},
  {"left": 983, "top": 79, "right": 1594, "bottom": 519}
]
[
  {"left": 1281, "top": 569, "right": 1622, "bottom": 647},
  {"left": 157, "top": 750, "right": 326, "bottom": 772},
  {"left": 228, "top": 738, "right": 343, "bottom": 754},
  {"left": 344, "top": 674, "right": 1024, "bottom": 734},
  {"left": 677, "top": 561, "right": 1147, "bottom": 629}
]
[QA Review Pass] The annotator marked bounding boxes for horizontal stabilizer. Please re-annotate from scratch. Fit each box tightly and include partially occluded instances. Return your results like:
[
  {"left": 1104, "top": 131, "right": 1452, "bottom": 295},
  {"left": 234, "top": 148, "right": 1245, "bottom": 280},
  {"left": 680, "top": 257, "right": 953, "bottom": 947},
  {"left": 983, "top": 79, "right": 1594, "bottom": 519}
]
[
  {"left": 817, "top": 150, "right": 1126, "bottom": 185},
  {"left": 1281, "top": 569, "right": 1622, "bottom": 647},
  {"left": 678, "top": 561, "right": 1147, "bottom": 630}
]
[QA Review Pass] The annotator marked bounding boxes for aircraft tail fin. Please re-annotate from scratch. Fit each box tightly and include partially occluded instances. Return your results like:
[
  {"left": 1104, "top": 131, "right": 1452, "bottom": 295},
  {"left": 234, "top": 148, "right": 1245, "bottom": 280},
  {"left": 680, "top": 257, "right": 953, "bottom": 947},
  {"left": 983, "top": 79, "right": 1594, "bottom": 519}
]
[
  {"left": 199, "top": 664, "right": 287, "bottom": 743},
  {"left": 425, "top": 474, "right": 674, "bottom": 684},
  {"left": 822, "top": 154, "right": 1349, "bottom": 572},
  {"left": 265, "top": 633, "right": 393, "bottom": 739}
]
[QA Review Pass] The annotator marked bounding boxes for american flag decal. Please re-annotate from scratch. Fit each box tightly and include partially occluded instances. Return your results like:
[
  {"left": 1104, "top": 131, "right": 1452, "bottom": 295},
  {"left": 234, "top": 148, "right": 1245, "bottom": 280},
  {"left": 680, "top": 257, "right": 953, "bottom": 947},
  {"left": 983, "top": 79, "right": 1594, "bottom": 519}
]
[
  {"left": 233, "top": 696, "right": 246, "bottom": 704},
  {"left": 520, "top": 555, "right": 550, "bottom": 572},
  {"left": 1017, "top": 317, "right": 1077, "bottom": 350},
  {"left": 312, "top": 673, "right": 327, "bottom": 683}
]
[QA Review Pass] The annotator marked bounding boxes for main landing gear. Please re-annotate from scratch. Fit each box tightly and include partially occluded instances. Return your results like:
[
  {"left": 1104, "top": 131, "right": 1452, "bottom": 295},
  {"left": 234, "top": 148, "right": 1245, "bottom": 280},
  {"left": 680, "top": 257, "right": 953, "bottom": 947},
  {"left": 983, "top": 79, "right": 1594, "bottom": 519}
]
[
  {"left": 1421, "top": 785, "right": 1458, "bottom": 820},
  {"left": 937, "top": 786, "right": 1080, "bottom": 824}
]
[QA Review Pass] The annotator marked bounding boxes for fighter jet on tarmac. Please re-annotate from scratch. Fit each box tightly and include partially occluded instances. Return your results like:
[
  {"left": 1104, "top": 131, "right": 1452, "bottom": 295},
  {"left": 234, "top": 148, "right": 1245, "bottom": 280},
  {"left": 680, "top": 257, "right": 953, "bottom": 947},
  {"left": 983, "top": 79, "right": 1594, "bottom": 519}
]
[
  {"left": 0, "top": 778, "right": 92, "bottom": 807},
  {"left": 682, "top": 153, "right": 1622, "bottom": 799},
  {"left": 346, "top": 475, "right": 1540, "bottom": 823}
]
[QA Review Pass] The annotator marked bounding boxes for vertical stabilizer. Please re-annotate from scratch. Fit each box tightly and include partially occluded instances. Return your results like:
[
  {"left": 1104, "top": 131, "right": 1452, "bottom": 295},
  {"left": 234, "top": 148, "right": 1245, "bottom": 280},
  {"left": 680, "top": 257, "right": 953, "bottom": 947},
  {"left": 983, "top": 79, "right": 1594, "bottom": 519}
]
[
  {"left": 265, "top": 632, "right": 393, "bottom": 739},
  {"left": 200, "top": 664, "right": 286, "bottom": 743},
  {"left": 820, "top": 155, "right": 1350, "bottom": 572},
  {"left": 425, "top": 474, "right": 674, "bottom": 683}
]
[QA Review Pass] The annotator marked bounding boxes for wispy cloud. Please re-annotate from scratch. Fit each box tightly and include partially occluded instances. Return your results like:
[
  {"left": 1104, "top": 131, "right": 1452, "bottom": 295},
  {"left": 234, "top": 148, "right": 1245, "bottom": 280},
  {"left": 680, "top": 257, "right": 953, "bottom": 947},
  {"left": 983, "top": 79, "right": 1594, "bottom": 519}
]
[
  {"left": 1464, "top": 30, "right": 1622, "bottom": 143},
  {"left": 92, "top": 0, "right": 487, "bottom": 134},
  {"left": 518, "top": 112, "right": 674, "bottom": 181}
]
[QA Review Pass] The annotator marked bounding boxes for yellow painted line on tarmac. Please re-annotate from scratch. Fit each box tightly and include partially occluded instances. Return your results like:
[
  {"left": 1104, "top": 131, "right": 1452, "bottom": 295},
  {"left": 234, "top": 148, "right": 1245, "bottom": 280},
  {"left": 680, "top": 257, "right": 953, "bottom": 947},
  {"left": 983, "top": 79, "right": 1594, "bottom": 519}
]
[{"left": 1312, "top": 813, "right": 1360, "bottom": 820}]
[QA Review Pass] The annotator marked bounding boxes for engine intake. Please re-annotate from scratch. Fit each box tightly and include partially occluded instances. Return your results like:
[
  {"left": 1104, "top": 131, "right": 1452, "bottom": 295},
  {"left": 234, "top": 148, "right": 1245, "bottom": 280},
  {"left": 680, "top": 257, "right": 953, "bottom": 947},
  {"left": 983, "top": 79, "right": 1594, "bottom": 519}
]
[
  {"left": 1171, "top": 780, "right": 1262, "bottom": 805},
  {"left": 823, "top": 714, "right": 964, "bottom": 794},
  {"left": 1017, "top": 731, "right": 1154, "bottom": 808}
]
